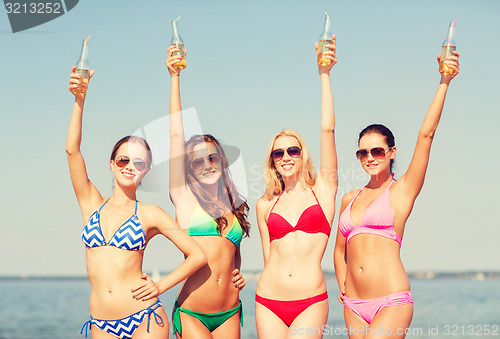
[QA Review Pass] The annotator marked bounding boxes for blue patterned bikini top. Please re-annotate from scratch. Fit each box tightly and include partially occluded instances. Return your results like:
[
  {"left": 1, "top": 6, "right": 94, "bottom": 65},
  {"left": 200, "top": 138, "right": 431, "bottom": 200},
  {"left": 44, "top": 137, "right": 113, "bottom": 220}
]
[{"left": 81, "top": 198, "right": 146, "bottom": 251}]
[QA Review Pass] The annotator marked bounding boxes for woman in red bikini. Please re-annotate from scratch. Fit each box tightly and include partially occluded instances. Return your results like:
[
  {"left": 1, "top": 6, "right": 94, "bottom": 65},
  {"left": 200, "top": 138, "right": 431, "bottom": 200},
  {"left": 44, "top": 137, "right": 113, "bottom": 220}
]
[
  {"left": 255, "top": 36, "right": 337, "bottom": 338},
  {"left": 334, "top": 50, "right": 460, "bottom": 338}
]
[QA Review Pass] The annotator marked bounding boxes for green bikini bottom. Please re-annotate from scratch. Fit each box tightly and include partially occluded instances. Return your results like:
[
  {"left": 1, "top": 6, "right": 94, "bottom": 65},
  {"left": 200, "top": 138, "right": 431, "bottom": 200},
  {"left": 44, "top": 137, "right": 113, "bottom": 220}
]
[{"left": 173, "top": 299, "right": 243, "bottom": 335}]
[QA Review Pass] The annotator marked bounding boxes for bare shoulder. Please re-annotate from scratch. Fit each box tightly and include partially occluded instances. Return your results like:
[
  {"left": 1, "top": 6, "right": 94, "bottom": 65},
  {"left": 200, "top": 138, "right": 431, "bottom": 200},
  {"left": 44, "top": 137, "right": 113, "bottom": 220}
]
[
  {"left": 338, "top": 189, "right": 359, "bottom": 216},
  {"left": 256, "top": 196, "right": 275, "bottom": 218},
  {"left": 83, "top": 196, "right": 108, "bottom": 222},
  {"left": 137, "top": 202, "right": 173, "bottom": 225},
  {"left": 257, "top": 196, "right": 272, "bottom": 208},
  {"left": 342, "top": 189, "right": 360, "bottom": 205}
]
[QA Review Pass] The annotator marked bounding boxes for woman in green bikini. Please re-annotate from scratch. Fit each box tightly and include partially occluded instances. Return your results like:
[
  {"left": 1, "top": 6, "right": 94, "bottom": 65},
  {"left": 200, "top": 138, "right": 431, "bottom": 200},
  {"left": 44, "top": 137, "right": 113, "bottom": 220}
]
[{"left": 166, "top": 47, "right": 250, "bottom": 338}]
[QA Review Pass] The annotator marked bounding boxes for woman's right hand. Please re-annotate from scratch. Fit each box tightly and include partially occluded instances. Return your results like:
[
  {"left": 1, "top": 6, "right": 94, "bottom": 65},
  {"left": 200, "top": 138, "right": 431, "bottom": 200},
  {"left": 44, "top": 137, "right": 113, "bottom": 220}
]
[
  {"left": 438, "top": 50, "right": 460, "bottom": 84},
  {"left": 231, "top": 269, "right": 246, "bottom": 291},
  {"left": 68, "top": 66, "right": 94, "bottom": 98},
  {"left": 338, "top": 288, "right": 346, "bottom": 304},
  {"left": 165, "top": 45, "right": 185, "bottom": 77}
]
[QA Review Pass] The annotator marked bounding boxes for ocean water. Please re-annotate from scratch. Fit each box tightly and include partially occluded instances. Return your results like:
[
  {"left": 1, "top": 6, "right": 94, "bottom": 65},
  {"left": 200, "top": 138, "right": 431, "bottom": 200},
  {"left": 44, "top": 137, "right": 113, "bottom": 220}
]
[{"left": 0, "top": 278, "right": 499, "bottom": 339}]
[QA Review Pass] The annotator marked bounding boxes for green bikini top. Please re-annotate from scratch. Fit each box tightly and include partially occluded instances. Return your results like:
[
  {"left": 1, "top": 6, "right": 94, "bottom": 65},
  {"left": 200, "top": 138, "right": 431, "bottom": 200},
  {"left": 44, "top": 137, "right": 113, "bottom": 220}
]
[{"left": 187, "top": 203, "right": 243, "bottom": 247}]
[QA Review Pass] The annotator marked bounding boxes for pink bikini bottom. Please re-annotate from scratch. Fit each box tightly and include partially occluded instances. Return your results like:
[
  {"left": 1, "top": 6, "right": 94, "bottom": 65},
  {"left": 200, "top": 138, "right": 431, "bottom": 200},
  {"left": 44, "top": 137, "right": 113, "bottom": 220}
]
[{"left": 344, "top": 290, "right": 413, "bottom": 324}]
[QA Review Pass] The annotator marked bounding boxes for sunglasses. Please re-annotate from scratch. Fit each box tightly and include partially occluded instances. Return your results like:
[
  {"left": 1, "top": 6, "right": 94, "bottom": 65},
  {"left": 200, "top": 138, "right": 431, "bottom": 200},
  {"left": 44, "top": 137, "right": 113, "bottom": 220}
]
[
  {"left": 355, "top": 147, "right": 392, "bottom": 160},
  {"left": 271, "top": 146, "right": 302, "bottom": 162},
  {"left": 114, "top": 156, "right": 148, "bottom": 171},
  {"left": 191, "top": 153, "right": 222, "bottom": 171}
]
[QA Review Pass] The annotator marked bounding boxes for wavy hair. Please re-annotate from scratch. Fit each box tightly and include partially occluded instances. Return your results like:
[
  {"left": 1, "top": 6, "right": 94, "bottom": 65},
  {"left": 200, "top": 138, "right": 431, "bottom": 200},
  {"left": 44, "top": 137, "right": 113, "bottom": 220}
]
[
  {"left": 184, "top": 134, "right": 250, "bottom": 237},
  {"left": 263, "top": 129, "right": 316, "bottom": 200}
]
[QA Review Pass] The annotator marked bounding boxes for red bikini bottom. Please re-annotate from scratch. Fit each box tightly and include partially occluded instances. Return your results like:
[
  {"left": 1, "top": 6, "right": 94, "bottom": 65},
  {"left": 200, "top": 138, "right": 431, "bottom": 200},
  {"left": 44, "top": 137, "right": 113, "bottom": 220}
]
[{"left": 255, "top": 291, "right": 328, "bottom": 327}]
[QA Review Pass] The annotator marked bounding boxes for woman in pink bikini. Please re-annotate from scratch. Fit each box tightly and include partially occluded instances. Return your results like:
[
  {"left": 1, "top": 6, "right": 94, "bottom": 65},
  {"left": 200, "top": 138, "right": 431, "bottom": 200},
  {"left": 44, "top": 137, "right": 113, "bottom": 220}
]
[
  {"left": 255, "top": 36, "right": 337, "bottom": 338},
  {"left": 334, "top": 51, "right": 460, "bottom": 338}
]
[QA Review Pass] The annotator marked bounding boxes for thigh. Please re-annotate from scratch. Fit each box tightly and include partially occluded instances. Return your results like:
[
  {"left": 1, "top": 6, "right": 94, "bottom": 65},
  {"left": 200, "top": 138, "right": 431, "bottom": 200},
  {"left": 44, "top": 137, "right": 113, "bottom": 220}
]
[
  {"left": 90, "top": 326, "right": 117, "bottom": 339},
  {"left": 366, "top": 303, "right": 413, "bottom": 339},
  {"left": 288, "top": 299, "right": 329, "bottom": 339},
  {"left": 212, "top": 310, "right": 241, "bottom": 339},
  {"left": 176, "top": 311, "right": 213, "bottom": 339},
  {"left": 133, "top": 305, "right": 169, "bottom": 339},
  {"left": 344, "top": 306, "right": 369, "bottom": 339},
  {"left": 255, "top": 301, "right": 289, "bottom": 339}
]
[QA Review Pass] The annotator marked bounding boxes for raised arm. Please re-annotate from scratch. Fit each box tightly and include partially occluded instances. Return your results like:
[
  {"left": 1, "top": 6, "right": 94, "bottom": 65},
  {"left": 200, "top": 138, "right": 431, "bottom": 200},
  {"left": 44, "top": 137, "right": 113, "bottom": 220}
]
[
  {"left": 131, "top": 205, "right": 207, "bottom": 301},
  {"left": 65, "top": 66, "right": 100, "bottom": 220},
  {"left": 166, "top": 46, "right": 190, "bottom": 204},
  {"left": 397, "top": 51, "right": 460, "bottom": 204},
  {"left": 314, "top": 35, "right": 338, "bottom": 220},
  {"left": 316, "top": 35, "right": 337, "bottom": 185}
]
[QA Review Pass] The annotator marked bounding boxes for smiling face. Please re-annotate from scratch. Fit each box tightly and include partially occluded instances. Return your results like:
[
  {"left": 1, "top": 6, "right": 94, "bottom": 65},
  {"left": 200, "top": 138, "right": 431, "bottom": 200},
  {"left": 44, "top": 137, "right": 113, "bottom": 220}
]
[
  {"left": 190, "top": 142, "right": 223, "bottom": 186},
  {"left": 272, "top": 135, "right": 303, "bottom": 179},
  {"left": 358, "top": 133, "right": 396, "bottom": 177},
  {"left": 110, "top": 141, "right": 150, "bottom": 188}
]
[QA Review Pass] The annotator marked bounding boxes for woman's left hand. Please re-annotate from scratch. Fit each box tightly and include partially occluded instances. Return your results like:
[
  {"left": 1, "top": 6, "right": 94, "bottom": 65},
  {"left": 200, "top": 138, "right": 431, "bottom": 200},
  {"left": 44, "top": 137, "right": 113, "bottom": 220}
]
[
  {"left": 232, "top": 269, "right": 246, "bottom": 291},
  {"left": 131, "top": 273, "right": 160, "bottom": 301},
  {"left": 315, "top": 34, "right": 337, "bottom": 74}
]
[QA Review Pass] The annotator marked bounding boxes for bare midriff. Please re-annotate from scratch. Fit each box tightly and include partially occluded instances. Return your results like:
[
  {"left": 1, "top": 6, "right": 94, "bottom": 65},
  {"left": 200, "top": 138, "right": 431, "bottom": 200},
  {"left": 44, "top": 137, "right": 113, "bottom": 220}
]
[
  {"left": 177, "top": 236, "right": 240, "bottom": 312},
  {"left": 86, "top": 246, "right": 158, "bottom": 319},
  {"left": 257, "top": 231, "right": 329, "bottom": 300},
  {"left": 345, "top": 234, "right": 410, "bottom": 299}
]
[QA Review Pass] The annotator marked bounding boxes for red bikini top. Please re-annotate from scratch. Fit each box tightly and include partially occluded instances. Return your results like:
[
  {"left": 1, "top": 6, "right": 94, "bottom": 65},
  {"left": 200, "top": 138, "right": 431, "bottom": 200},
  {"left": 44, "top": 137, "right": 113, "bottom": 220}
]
[{"left": 267, "top": 189, "right": 331, "bottom": 243}]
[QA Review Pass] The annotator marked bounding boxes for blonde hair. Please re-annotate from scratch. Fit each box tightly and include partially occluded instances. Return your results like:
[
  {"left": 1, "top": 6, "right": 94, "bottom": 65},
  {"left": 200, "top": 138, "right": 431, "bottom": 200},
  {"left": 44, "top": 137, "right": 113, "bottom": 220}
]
[{"left": 263, "top": 129, "right": 316, "bottom": 200}]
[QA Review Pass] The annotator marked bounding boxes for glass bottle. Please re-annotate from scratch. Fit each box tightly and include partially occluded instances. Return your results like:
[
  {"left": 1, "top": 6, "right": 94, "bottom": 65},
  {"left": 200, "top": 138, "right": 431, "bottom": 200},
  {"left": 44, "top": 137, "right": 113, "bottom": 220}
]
[
  {"left": 317, "top": 12, "right": 333, "bottom": 66},
  {"left": 74, "top": 39, "right": 90, "bottom": 95},
  {"left": 171, "top": 17, "right": 186, "bottom": 70},
  {"left": 439, "top": 21, "right": 456, "bottom": 75}
]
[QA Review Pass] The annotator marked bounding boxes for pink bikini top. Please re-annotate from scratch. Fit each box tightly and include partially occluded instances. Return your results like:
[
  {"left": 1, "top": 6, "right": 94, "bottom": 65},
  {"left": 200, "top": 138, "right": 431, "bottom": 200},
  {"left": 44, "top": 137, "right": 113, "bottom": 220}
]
[
  {"left": 339, "top": 180, "right": 402, "bottom": 246},
  {"left": 267, "top": 189, "right": 331, "bottom": 243}
]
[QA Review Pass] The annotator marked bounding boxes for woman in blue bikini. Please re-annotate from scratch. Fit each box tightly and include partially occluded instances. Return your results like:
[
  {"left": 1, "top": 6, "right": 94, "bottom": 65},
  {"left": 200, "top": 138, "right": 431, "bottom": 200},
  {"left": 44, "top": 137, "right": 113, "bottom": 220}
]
[
  {"left": 165, "top": 47, "right": 250, "bottom": 339},
  {"left": 66, "top": 66, "right": 207, "bottom": 339}
]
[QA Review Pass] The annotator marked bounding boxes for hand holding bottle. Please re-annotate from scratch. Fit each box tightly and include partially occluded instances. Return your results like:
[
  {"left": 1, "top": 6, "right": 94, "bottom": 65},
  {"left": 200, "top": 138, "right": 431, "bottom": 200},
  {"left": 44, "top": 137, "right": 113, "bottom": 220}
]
[
  {"left": 166, "top": 45, "right": 186, "bottom": 77},
  {"left": 437, "top": 50, "right": 460, "bottom": 83},
  {"left": 68, "top": 65, "right": 94, "bottom": 98},
  {"left": 315, "top": 35, "right": 337, "bottom": 74},
  {"left": 170, "top": 16, "right": 186, "bottom": 71}
]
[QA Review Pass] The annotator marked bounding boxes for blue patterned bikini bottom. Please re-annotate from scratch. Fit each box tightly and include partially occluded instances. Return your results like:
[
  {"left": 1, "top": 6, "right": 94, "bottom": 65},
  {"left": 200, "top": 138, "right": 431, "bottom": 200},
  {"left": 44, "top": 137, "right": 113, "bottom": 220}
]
[{"left": 80, "top": 299, "right": 163, "bottom": 339}]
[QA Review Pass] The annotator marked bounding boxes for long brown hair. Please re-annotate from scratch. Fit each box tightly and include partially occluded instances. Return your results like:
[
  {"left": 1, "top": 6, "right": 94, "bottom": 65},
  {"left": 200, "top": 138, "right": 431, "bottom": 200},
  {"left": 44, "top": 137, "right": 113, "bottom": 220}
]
[
  {"left": 184, "top": 134, "right": 250, "bottom": 237},
  {"left": 263, "top": 129, "right": 316, "bottom": 200}
]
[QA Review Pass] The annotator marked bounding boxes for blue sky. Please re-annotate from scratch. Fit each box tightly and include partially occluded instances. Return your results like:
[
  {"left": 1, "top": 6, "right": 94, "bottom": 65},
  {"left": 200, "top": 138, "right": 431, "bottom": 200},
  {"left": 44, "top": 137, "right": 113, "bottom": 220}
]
[{"left": 1, "top": 0, "right": 499, "bottom": 276}]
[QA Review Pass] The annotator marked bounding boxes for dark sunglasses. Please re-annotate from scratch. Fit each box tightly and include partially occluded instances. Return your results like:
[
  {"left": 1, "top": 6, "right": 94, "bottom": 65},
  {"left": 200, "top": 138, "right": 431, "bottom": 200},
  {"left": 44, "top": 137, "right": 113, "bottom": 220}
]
[
  {"left": 355, "top": 147, "right": 392, "bottom": 160},
  {"left": 271, "top": 146, "right": 302, "bottom": 162},
  {"left": 191, "top": 153, "right": 222, "bottom": 171},
  {"left": 115, "top": 156, "right": 148, "bottom": 171}
]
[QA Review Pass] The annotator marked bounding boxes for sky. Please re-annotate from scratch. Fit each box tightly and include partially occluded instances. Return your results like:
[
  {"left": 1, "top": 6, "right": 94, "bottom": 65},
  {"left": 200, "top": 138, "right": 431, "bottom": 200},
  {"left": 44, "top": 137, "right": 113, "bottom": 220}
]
[{"left": 1, "top": 0, "right": 499, "bottom": 276}]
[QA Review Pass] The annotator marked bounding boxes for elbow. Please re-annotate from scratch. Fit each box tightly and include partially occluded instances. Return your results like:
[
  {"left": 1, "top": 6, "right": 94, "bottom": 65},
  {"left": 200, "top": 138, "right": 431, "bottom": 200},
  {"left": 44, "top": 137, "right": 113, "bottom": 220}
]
[
  {"left": 197, "top": 250, "right": 208, "bottom": 268},
  {"left": 419, "top": 128, "right": 436, "bottom": 141},
  {"left": 333, "top": 246, "right": 345, "bottom": 264},
  {"left": 65, "top": 146, "right": 77, "bottom": 158},
  {"left": 321, "top": 126, "right": 335, "bottom": 135},
  {"left": 169, "top": 131, "right": 184, "bottom": 140}
]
